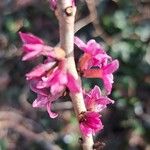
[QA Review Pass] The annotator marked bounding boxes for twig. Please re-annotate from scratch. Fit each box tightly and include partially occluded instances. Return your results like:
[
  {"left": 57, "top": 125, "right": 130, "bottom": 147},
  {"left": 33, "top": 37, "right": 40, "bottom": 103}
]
[
  {"left": 85, "top": 0, "right": 103, "bottom": 36},
  {"left": 56, "top": 1, "right": 94, "bottom": 150},
  {"left": 75, "top": 15, "right": 93, "bottom": 33},
  {"left": 0, "top": 110, "right": 62, "bottom": 150}
]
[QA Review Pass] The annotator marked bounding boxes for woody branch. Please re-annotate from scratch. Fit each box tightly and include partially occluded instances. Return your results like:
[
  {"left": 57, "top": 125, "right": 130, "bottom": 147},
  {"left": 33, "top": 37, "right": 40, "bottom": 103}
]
[{"left": 56, "top": 1, "right": 94, "bottom": 150}]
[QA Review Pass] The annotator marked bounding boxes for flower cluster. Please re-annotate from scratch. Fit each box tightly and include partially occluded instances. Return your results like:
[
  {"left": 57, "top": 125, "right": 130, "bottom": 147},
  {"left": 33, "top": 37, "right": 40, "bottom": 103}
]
[
  {"left": 75, "top": 37, "right": 119, "bottom": 95},
  {"left": 19, "top": 32, "right": 119, "bottom": 136},
  {"left": 19, "top": 32, "right": 80, "bottom": 118},
  {"left": 74, "top": 37, "right": 119, "bottom": 136}
]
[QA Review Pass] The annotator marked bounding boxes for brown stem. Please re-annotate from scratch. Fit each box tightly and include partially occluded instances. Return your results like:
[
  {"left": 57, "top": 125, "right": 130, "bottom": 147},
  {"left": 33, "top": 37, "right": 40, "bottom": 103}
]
[{"left": 56, "top": 0, "right": 94, "bottom": 149}]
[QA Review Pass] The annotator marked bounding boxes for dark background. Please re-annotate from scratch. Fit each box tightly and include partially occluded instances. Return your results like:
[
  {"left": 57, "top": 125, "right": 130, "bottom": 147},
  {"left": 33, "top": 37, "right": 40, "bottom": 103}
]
[{"left": 0, "top": 0, "right": 150, "bottom": 150}]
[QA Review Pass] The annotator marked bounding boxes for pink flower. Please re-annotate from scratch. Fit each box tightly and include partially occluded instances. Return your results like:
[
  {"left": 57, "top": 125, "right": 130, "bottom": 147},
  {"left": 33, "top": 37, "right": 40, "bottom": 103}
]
[
  {"left": 19, "top": 32, "right": 65, "bottom": 61},
  {"left": 74, "top": 37, "right": 119, "bottom": 94},
  {"left": 79, "top": 111, "right": 103, "bottom": 136},
  {"left": 36, "top": 60, "right": 81, "bottom": 95},
  {"left": 32, "top": 92, "right": 62, "bottom": 118},
  {"left": 85, "top": 86, "right": 114, "bottom": 112},
  {"left": 30, "top": 78, "right": 49, "bottom": 96},
  {"left": 19, "top": 32, "right": 44, "bottom": 44},
  {"left": 83, "top": 60, "right": 119, "bottom": 94},
  {"left": 74, "top": 37, "right": 111, "bottom": 70},
  {"left": 26, "top": 61, "right": 56, "bottom": 80},
  {"left": 28, "top": 60, "right": 80, "bottom": 117}
]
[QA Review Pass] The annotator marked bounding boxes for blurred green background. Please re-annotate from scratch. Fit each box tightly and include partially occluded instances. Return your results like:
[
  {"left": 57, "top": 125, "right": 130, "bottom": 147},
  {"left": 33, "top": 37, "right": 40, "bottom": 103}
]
[{"left": 0, "top": 0, "right": 150, "bottom": 150}]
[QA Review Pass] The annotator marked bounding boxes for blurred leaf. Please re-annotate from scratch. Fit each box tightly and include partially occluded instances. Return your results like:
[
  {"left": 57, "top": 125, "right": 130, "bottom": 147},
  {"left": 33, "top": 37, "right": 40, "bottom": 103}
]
[
  {"left": 135, "top": 23, "right": 150, "bottom": 42},
  {"left": 0, "top": 140, "right": 6, "bottom": 150},
  {"left": 113, "top": 11, "right": 127, "bottom": 30}
]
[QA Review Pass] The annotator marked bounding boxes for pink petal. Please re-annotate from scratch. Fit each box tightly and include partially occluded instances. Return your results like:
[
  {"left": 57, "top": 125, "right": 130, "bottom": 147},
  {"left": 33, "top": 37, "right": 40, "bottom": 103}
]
[
  {"left": 26, "top": 62, "right": 56, "bottom": 80},
  {"left": 36, "top": 73, "right": 56, "bottom": 89},
  {"left": 33, "top": 93, "right": 62, "bottom": 118},
  {"left": 83, "top": 69, "right": 103, "bottom": 78},
  {"left": 97, "top": 97, "right": 114, "bottom": 105},
  {"left": 85, "top": 85, "right": 114, "bottom": 112},
  {"left": 29, "top": 79, "right": 49, "bottom": 96},
  {"left": 41, "top": 46, "right": 55, "bottom": 57},
  {"left": 47, "top": 102, "right": 58, "bottom": 118},
  {"left": 74, "top": 37, "right": 86, "bottom": 52},
  {"left": 22, "top": 49, "right": 41, "bottom": 61},
  {"left": 78, "top": 53, "right": 92, "bottom": 71},
  {"left": 22, "top": 44, "right": 44, "bottom": 52},
  {"left": 103, "top": 59, "right": 119, "bottom": 74},
  {"left": 37, "top": 67, "right": 60, "bottom": 89},
  {"left": 79, "top": 111, "right": 103, "bottom": 136},
  {"left": 86, "top": 39, "right": 99, "bottom": 55},
  {"left": 84, "top": 97, "right": 95, "bottom": 110},
  {"left": 67, "top": 73, "right": 81, "bottom": 93},
  {"left": 90, "top": 85, "right": 101, "bottom": 98},
  {"left": 94, "top": 53, "right": 111, "bottom": 62},
  {"left": 86, "top": 40, "right": 106, "bottom": 55},
  {"left": 51, "top": 83, "right": 65, "bottom": 95},
  {"left": 103, "top": 74, "right": 113, "bottom": 95},
  {"left": 59, "top": 72, "right": 68, "bottom": 85},
  {"left": 95, "top": 97, "right": 114, "bottom": 111},
  {"left": 32, "top": 95, "right": 48, "bottom": 108},
  {"left": 80, "top": 123, "right": 92, "bottom": 136},
  {"left": 22, "top": 44, "right": 55, "bottom": 60},
  {"left": 19, "top": 32, "right": 44, "bottom": 44}
]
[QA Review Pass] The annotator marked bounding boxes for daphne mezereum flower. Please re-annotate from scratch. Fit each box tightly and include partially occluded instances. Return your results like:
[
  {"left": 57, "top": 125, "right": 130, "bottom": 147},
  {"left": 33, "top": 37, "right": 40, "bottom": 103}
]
[
  {"left": 19, "top": 32, "right": 65, "bottom": 61},
  {"left": 74, "top": 36, "right": 119, "bottom": 94},
  {"left": 79, "top": 111, "right": 103, "bottom": 136},
  {"left": 19, "top": 32, "right": 81, "bottom": 118},
  {"left": 49, "top": 0, "right": 76, "bottom": 10},
  {"left": 19, "top": 32, "right": 78, "bottom": 94},
  {"left": 19, "top": 33, "right": 81, "bottom": 95},
  {"left": 28, "top": 60, "right": 80, "bottom": 117},
  {"left": 85, "top": 85, "right": 114, "bottom": 112},
  {"left": 25, "top": 58, "right": 81, "bottom": 96},
  {"left": 74, "top": 36, "right": 111, "bottom": 71},
  {"left": 32, "top": 92, "right": 63, "bottom": 118}
]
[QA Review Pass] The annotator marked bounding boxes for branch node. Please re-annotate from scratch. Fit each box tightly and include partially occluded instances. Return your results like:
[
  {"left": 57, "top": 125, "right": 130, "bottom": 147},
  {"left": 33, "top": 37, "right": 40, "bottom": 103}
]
[{"left": 65, "top": 6, "right": 73, "bottom": 16}]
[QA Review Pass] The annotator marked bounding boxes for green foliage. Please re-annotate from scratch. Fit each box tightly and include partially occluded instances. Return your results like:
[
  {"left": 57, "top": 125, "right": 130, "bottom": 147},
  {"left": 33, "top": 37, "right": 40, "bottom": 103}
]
[{"left": 0, "top": 140, "right": 6, "bottom": 150}]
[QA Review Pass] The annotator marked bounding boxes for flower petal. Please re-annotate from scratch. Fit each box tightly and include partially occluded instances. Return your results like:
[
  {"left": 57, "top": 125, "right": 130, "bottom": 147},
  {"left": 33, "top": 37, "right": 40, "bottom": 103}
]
[
  {"left": 103, "top": 74, "right": 113, "bottom": 95},
  {"left": 86, "top": 39, "right": 100, "bottom": 55},
  {"left": 32, "top": 95, "right": 48, "bottom": 108},
  {"left": 29, "top": 79, "right": 49, "bottom": 96},
  {"left": 22, "top": 44, "right": 44, "bottom": 52},
  {"left": 80, "top": 123, "right": 92, "bottom": 136},
  {"left": 51, "top": 83, "right": 65, "bottom": 95},
  {"left": 90, "top": 85, "right": 101, "bottom": 98},
  {"left": 83, "top": 69, "right": 103, "bottom": 78},
  {"left": 22, "top": 49, "right": 41, "bottom": 61},
  {"left": 79, "top": 53, "right": 92, "bottom": 71},
  {"left": 26, "top": 62, "right": 56, "bottom": 80},
  {"left": 19, "top": 32, "right": 44, "bottom": 44},
  {"left": 47, "top": 102, "right": 58, "bottom": 118},
  {"left": 79, "top": 111, "right": 103, "bottom": 136},
  {"left": 103, "top": 59, "right": 119, "bottom": 74},
  {"left": 74, "top": 36, "right": 86, "bottom": 52},
  {"left": 67, "top": 73, "right": 81, "bottom": 93}
]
